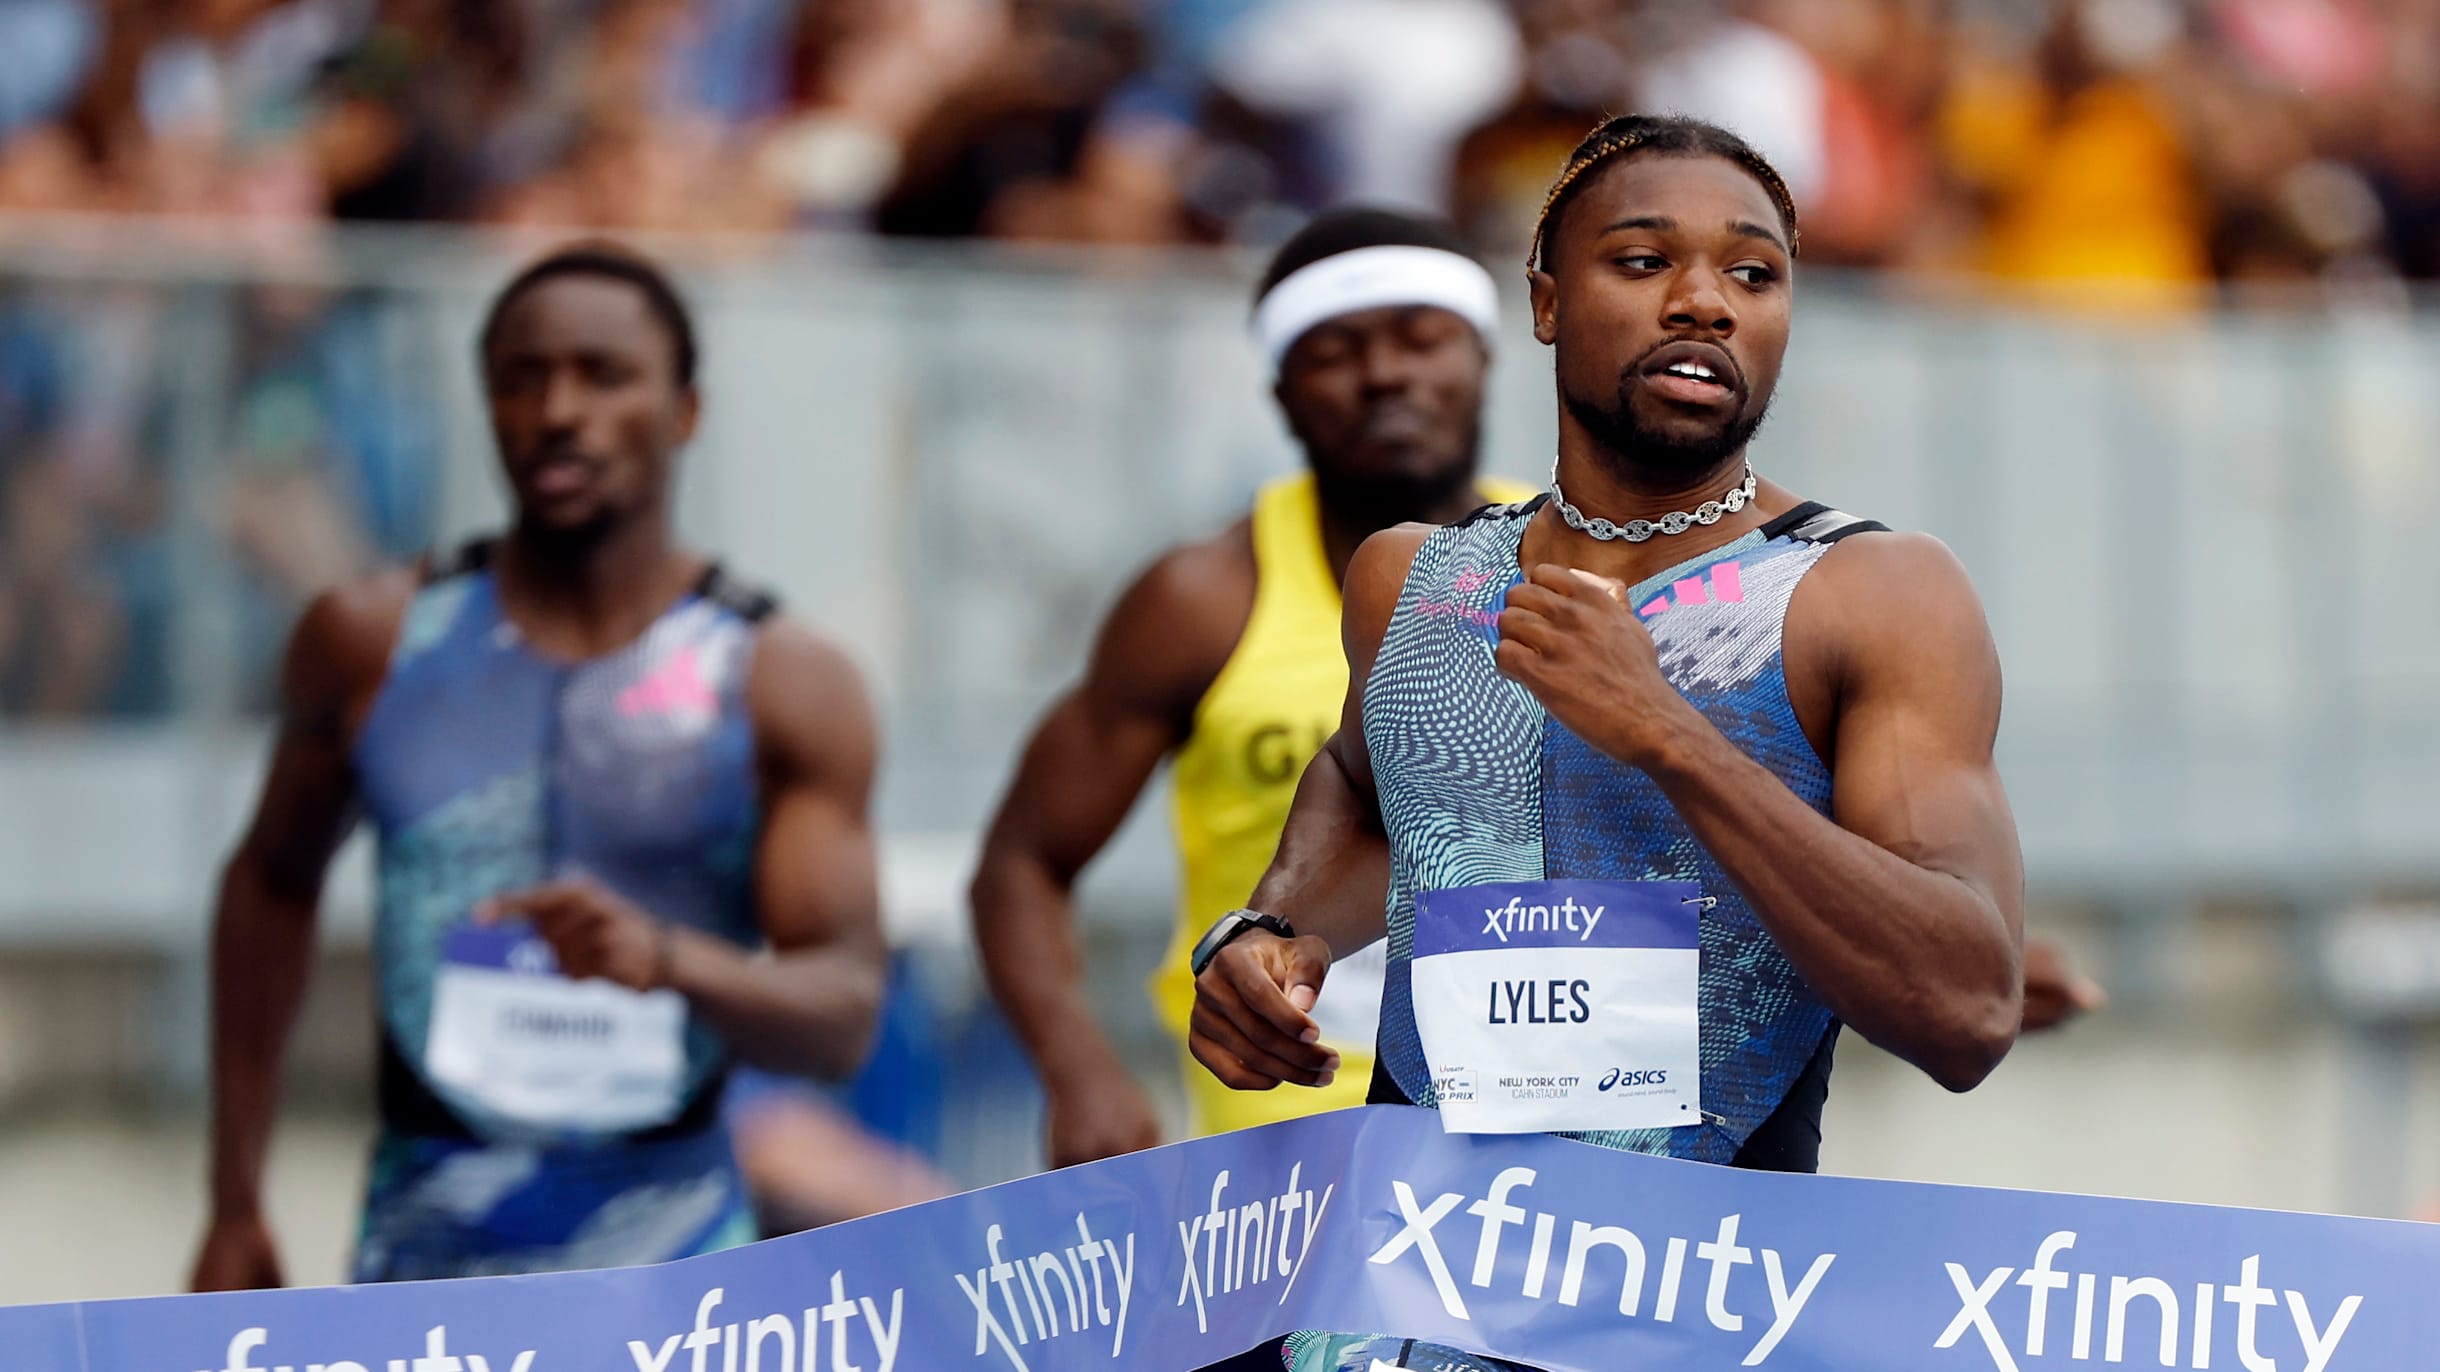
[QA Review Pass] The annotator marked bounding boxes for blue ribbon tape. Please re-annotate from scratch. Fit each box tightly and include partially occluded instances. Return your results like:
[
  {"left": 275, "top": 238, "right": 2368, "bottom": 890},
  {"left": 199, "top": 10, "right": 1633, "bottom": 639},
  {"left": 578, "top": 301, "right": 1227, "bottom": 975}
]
[{"left": 8, "top": 1105, "right": 2431, "bottom": 1372}]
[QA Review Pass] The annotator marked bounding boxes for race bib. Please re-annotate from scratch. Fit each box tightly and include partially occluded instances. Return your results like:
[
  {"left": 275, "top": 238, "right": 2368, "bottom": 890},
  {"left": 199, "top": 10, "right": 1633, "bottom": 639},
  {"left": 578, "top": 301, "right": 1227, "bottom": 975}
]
[
  {"left": 1409, "top": 880, "right": 1703, "bottom": 1134},
  {"left": 424, "top": 925, "right": 687, "bottom": 1133}
]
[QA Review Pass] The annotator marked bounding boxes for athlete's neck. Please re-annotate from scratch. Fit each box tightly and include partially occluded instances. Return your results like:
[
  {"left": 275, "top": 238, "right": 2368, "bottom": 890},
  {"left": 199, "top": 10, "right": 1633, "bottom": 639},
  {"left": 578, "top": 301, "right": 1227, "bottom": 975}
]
[
  {"left": 494, "top": 515, "right": 705, "bottom": 659},
  {"left": 1535, "top": 443, "right": 1767, "bottom": 582},
  {"left": 1313, "top": 471, "right": 1497, "bottom": 588}
]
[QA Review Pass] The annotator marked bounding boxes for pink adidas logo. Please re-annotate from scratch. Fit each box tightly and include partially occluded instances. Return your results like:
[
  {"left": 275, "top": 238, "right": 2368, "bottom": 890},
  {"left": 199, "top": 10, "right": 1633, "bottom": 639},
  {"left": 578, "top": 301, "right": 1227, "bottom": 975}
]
[
  {"left": 617, "top": 645, "right": 717, "bottom": 721},
  {"left": 1639, "top": 561, "right": 1744, "bottom": 619}
]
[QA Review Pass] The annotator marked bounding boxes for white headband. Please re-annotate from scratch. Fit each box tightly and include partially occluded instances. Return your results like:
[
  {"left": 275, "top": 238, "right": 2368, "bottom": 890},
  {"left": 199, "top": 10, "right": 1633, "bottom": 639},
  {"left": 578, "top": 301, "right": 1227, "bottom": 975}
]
[{"left": 1252, "top": 244, "right": 1500, "bottom": 375}]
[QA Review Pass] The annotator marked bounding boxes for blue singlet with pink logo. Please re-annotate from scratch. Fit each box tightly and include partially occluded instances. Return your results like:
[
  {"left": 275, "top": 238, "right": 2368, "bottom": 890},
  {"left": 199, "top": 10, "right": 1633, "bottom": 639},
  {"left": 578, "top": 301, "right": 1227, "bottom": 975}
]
[{"left": 346, "top": 541, "right": 772, "bottom": 1281}]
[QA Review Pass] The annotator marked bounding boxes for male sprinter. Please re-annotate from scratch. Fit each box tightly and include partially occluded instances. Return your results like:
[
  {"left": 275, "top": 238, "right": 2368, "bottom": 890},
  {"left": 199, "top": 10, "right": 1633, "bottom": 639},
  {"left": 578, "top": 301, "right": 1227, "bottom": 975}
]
[
  {"left": 190, "top": 244, "right": 886, "bottom": 1286},
  {"left": 972, "top": 210, "right": 1537, "bottom": 1168},
  {"left": 1192, "top": 116, "right": 2026, "bottom": 1372}
]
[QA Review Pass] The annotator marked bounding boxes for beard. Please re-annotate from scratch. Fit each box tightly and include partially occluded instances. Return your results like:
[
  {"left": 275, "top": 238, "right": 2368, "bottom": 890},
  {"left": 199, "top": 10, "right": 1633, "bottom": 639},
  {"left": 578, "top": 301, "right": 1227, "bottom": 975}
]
[
  {"left": 513, "top": 504, "right": 622, "bottom": 551},
  {"left": 1562, "top": 376, "right": 1771, "bottom": 486},
  {"left": 1307, "top": 422, "right": 1484, "bottom": 532}
]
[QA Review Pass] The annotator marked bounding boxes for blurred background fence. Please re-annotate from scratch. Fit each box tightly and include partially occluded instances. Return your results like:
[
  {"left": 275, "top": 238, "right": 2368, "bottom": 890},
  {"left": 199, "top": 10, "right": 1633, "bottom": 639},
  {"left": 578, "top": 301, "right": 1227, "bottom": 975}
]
[{"left": 6, "top": 221, "right": 2440, "bottom": 1295}]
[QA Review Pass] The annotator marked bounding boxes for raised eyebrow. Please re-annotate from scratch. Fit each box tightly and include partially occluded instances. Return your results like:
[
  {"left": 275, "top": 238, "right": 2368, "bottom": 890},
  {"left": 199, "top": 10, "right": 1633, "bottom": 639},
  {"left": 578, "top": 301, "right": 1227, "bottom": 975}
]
[{"left": 1598, "top": 215, "right": 1677, "bottom": 237}]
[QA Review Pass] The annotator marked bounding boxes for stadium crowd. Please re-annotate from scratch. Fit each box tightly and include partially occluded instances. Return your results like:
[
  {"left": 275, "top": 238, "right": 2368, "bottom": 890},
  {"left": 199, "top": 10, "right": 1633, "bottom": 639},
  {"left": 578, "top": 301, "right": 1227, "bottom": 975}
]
[
  {"left": 0, "top": 0, "right": 2433, "bottom": 283},
  {"left": 3, "top": 0, "right": 2437, "bottom": 722}
]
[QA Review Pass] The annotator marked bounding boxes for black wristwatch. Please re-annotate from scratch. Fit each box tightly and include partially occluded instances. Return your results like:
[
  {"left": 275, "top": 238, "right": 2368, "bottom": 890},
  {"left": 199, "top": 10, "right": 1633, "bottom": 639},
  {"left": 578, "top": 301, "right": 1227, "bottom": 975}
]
[{"left": 1189, "top": 909, "right": 1296, "bottom": 978}]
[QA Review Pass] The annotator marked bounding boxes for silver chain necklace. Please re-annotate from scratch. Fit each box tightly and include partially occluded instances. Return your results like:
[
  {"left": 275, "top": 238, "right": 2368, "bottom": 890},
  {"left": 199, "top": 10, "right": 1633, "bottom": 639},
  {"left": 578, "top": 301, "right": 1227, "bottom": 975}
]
[{"left": 1547, "top": 463, "right": 1756, "bottom": 543}]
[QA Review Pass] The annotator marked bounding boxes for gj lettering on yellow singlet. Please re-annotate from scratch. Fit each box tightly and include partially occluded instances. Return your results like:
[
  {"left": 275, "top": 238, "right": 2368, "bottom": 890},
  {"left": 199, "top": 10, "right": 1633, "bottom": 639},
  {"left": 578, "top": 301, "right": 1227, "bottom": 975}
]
[{"left": 1157, "top": 472, "right": 1536, "bottom": 1135}]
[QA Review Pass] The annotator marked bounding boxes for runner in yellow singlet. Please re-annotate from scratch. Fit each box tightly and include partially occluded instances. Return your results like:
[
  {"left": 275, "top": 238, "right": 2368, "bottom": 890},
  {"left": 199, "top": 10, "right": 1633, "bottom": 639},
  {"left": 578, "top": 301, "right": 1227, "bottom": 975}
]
[
  {"left": 970, "top": 209, "right": 1533, "bottom": 1166},
  {"left": 1161, "top": 467, "right": 1535, "bottom": 1135}
]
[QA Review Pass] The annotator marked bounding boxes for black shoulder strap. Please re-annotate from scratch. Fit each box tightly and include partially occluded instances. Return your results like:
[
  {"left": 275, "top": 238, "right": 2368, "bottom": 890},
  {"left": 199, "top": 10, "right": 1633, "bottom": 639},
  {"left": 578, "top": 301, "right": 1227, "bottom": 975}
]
[
  {"left": 1763, "top": 501, "right": 1888, "bottom": 546},
  {"left": 419, "top": 537, "right": 494, "bottom": 586},
  {"left": 1451, "top": 491, "right": 1549, "bottom": 529},
  {"left": 419, "top": 543, "right": 778, "bottom": 620},
  {"left": 695, "top": 563, "right": 780, "bottom": 623}
]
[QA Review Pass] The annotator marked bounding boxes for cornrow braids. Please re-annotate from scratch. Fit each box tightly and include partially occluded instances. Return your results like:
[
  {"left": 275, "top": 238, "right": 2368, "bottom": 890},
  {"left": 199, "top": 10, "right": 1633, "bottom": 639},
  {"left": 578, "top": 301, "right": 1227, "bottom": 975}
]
[{"left": 1529, "top": 113, "right": 1801, "bottom": 270}]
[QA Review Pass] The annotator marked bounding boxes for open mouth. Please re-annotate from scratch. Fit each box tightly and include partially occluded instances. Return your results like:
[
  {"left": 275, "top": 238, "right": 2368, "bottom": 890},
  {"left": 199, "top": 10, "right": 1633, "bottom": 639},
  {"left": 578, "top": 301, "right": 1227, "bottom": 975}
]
[{"left": 1640, "top": 342, "right": 1741, "bottom": 407}]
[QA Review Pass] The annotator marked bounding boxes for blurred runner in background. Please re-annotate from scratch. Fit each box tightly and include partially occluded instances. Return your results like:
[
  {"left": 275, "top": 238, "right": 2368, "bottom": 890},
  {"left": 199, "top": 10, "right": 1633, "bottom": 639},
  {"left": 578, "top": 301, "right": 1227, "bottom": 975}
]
[
  {"left": 972, "top": 208, "right": 1536, "bottom": 1168},
  {"left": 190, "top": 242, "right": 888, "bottom": 1285}
]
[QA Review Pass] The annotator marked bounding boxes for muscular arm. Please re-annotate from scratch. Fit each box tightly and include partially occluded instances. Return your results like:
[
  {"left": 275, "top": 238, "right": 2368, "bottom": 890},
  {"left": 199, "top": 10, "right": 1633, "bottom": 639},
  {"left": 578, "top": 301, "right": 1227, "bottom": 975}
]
[
  {"left": 195, "top": 575, "right": 408, "bottom": 1289},
  {"left": 969, "top": 539, "right": 1246, "bottom": 1164},
  {"left": 667, "top": 620, "right": 888, "bottom": 1080},
  {"left": 1646, "top": 536, "right": 2020, "bottom": 1089},
  {"left": 1194, "top": 527, "right": 1425, "bottom": 1091},
  {"left": 1516, "top": 534, "right": 2023, "bottom": 1092}
]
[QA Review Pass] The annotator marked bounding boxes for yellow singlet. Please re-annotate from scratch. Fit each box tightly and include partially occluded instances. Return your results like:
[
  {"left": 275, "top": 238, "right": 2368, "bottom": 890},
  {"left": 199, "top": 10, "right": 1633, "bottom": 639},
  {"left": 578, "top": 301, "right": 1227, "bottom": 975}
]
[{"left": 1156, "top": 471, "right": 1536, "bottom": 1135}]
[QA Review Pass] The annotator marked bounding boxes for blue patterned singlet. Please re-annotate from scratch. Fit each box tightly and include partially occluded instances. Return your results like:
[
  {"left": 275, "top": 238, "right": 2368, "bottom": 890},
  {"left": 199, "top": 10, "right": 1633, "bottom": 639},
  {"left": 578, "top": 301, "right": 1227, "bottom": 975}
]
[
  {"left": 346, "top": 540, "right": 774, "bottom": 1281},
  {"left": 1365, "top": 496, "right": 1885, "bottom": 1169}
]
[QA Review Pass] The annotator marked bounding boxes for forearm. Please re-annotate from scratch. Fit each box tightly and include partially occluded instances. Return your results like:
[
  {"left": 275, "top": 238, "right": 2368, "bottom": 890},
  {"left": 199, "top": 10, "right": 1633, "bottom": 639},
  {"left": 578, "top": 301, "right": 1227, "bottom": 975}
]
[
  {"left": 206, "top": 856, "right": 321, "bottom": 1218},
  {"left": 1644, "top": 718, "right": 2021, "bottom": 1090},
  {"left": 1247, "top": 745, "right": 1392, "bottom": 960},
  {"left": 970, "top": 849, "right": 1131, "bottom": 1088},
  {"left": 665, "top": 928, "right": 884, "bottom": 1081}
]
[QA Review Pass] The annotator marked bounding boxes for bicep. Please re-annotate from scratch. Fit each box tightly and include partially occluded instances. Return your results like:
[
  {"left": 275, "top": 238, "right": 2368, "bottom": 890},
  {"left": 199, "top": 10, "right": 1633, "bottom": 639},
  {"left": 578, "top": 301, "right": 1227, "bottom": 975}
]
[
  {"left": 1320, "top": 525, "right": 1429, "bottom": 812},
  {"left": 751, "top": 629, "right": 884, "bottom": 956},
  {"left": 237, "top": 728, "right": 360, "bottom": 899},
  {"left": 756, "top": 770, "right": 884, "bottom": 955},
  {"left": 982, "top": 546, "right": 1234, "bottom": 875},
  {"left": 1822, "top": 549, "right": 2023, "bottom": 919},
  {"left": 982, "top": 685, "right": 1181, "bottom": 878},
  {"left": 233, "top": 595, "right": 382, "bottom": 897}
]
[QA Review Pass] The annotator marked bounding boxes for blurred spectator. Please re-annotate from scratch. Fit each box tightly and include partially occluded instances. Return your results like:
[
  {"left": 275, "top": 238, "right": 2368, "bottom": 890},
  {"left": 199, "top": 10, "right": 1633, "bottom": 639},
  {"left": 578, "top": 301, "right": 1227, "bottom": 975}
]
[
  {"left": 0, "top": 0, "right": 2435, "bottom": 281},
  {"left": 751, "top": 0, "right": 1003, "bottom": 229},
  {"left": 1932, "top": 0, "right": 2214, "bottom": 296},
  {"left": 307, "top": 0, "right": 528, "bottom": 222},
  {"left": 0, "top": 0, "right": 100, "bottom": 142},
  {"left": 215, "top": 283, "right": 438, "bottom": 705},
  {"left": 1451, "top": 0, "right": 1636, "bottom": 255},
  {"left": 874, "top": 0, "right": 1162, "bottom": 240},
  {"left": 1637, "top": 4, "right": 1829, "bottom": 209},
  {"left": 1209, "top": 0, "right": 1521, "bottom": 215},
  {"left": 0, "top": 295, "right": 120, "bottom": 720},
  {"left": 0, "top": 285, "right": 172, "bottom": 719}
]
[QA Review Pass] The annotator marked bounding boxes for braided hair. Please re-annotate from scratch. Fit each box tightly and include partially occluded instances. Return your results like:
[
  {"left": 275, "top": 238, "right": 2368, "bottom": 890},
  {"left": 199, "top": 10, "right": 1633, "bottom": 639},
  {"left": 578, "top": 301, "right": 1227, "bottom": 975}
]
[{"left": 1529, "top": 114, "right": 1800, "bottom": 271}]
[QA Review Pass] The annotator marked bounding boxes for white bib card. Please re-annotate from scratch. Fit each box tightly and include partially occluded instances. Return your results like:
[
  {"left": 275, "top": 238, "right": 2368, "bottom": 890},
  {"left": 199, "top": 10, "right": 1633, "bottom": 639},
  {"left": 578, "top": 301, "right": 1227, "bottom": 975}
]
[
  {"left": 425, "top": 925, "right": 687, "bottom": 1133},
  {"left": 1409, "top": 880, "right": 1703, "bottom": 1134}
]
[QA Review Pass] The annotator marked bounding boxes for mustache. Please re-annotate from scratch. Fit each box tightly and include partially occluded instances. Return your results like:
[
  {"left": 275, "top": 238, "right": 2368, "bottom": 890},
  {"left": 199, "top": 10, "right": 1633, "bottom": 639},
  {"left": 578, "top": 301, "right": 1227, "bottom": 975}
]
[
  {"left": 1627, "top": 340, "right": 1748, "bottom": 396},
  {"left": 517, "top": 444, "right": 600, "bottom": 467}
]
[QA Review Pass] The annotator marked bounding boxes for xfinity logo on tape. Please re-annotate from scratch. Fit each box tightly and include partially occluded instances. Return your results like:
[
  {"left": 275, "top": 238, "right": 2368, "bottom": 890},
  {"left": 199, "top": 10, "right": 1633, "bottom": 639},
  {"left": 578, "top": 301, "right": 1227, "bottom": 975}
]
[
  {"left": 205, "top": 1325, "right": 532, "bottom": 1372},
  {"left": 1174, "top": 1164, "right": 1337, "bottom": 1334},
  {"left": 1366, "top": 1166, "right": 1835, "bottom": 1366},
  {"left": 625, "top": 1281, "right": 904, "bottom": 1372},
  {"left": 1938, "top": 1232, "right": 2362, "bottom": 1371},
  {"left": 954, "top": 1216, "right": 1136, "bottom": 1369},
  {"left": 1480, "top": 895, "right": 1605, "bottom": 944}
]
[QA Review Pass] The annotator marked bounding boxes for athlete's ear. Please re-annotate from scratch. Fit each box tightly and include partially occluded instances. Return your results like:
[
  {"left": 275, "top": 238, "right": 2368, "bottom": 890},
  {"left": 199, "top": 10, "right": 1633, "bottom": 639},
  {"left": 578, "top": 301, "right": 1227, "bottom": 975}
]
[
  {"left": 675, "top": 384, "right": 701, "bottom": 446},
  {"left": 1528, "top": 269, "right": 1558, "bottom": 346}
]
